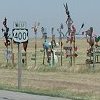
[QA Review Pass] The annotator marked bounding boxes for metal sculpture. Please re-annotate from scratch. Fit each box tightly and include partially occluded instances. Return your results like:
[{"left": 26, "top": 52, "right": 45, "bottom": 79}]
[
  {"left": 64, "top": 3, "right": 78, "bottom": 66},
  {"left": 84, "top": 27, "right": 95, "bottom": 67},
  {"left": 64, "top": 3, "right": 73, "bottom": 36},
  {"left": 41, "top": 27, "right": 48, "bottom": 64},
  {"left": 2, "top": 17, "right": 10, "bottom": 47},
  {"left": 42, "top": 27, "right": 58, "bottom": 66},
  {"left": 2, "top": 17, "right": 11, "bottom": 66},
  {"left": 32, "top": 22, "right": 40, "bottom": 67},
  {"left": 57, "top": 24, "right": 64, "bottom": 66},
  {"left": 51, "top": 27, "right": 56, "bottom": 48}
]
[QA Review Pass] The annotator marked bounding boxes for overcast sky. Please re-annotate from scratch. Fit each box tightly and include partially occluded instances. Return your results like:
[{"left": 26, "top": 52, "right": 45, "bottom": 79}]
[{"left": 0, "top": 0, "right": 100, "bottom": 37}]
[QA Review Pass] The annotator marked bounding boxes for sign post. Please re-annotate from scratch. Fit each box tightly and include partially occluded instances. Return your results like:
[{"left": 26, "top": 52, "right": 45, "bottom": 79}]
[
  {"left": 12, "top": 21, "right": 28, "bottom": 89},
  {"left": 18, "top": 43, "right": 22, "bottom": 89}
]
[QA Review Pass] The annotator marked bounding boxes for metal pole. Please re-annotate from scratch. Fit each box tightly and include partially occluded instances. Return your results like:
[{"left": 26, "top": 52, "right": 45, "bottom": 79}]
[{"left": 18, "top": 43, "right": 22, "bottom": 89}]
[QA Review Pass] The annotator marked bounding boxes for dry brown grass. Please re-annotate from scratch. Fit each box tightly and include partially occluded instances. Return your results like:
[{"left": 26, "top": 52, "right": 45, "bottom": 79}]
[{"left": 0, "top": 38, "right": 100, "bottom": 99}]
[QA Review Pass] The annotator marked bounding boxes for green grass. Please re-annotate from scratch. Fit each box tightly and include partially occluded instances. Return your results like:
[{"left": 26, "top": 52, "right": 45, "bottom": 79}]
[{"left": 0, "top": 83, "right": 97, "bottom": 100}]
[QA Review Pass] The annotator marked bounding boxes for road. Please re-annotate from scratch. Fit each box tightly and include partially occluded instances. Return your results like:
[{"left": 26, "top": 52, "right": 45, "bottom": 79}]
[{"left": 0, "top": 90, "right": 69, "bottom": 100}]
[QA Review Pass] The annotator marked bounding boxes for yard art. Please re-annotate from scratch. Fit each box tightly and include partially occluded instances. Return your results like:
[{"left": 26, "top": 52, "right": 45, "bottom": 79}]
[
  {"left": 2, "top": 17, "right": 14, "bottom": 66},
  {"left": 42, "top": 27, "right": 52, "bottom": 65},
  {"left": 83, "top": 27, "right": 100, "bottom": 67},
  {"left": 50, "top": 27, "right": 58, "bottom": 66},
  {"left": 32, "top": 22, "right": 40, "bottom": 67},
  {"left": 41, "top": 27, "right": 48, "bottom": 65},
  {"left": 1, "top": 2, "right": 100, "bottom": 72},
  {"left": 57, "top": 24, "right": 64, "bottom": 66},
  {"left": 2, "top": 17, "right": 10, "bottom": 47},
  {"left": 42, "top": 27, "right": 58, "bottom": 66},
  {"left": 63, "top": 3, "right": 78, "bottom": 66}
]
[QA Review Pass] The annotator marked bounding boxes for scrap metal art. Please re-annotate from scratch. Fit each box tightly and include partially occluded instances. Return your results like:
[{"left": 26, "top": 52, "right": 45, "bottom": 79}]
[
  {"left": 84, "top": 27, "right": 95, "bottom": 67},
  {"left": 2, "top": 17, "right": 11, "bottom": 66},
  {"left": 51, "top": 27, "right": 56, "bottom": 48},
  {"left": 2, "top": 17, "right": 10, "bottom": 47},
  {"left": 57, "top": 23, "right": 64, "bottom": 66},
  {"left": 42, "top": 27, "right": 58, "bottom": 66},
  {"left": 64, "top": 3, "right": 78, "bottom": 66},
  {"left": 84, "top": 27, "right": 100, "bottom": 67},
  {"left": 41, "top": 27, "right": 48, "bottom": 64},
  {"left": 50, "top": 27, "right": 58, "bottom": 66},
  {"left": 32, "top": 22, "right": 40, "bottom": 67}
]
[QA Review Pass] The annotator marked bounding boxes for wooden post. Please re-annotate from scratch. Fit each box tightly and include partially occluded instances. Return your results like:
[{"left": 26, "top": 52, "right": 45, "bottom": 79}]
[
  {"left": 73, "top": 35, "right": 75, "bottom": 66},
  {"left": 18, "top": 43, "right": 22, "bottom": 89},
  {"left": 32, "top": 22, "right": 40, "bottom": 67},
  {"left": 6, "top": 46, "right": 8, "bottom": 67},
  {"left": 70, "top": 42, "right": 72, "bottom": 66},
  {"left": 10, "top": 38, "right": 14, "bottom": 67},
  {"left": 61, "top": 41, "right": 63, "bottom": 66},
  {"left": 59, "top": 29, "right": 63, "bottom": 66},
  {"left": 41, "top": 27, "right": 47, "bottom": 65},
  {"left": 93, "top": 46, "right": 95, "bottom": 68},
  {"left": 72, "top": 25, "right": 76, "bottom": 66},
  {"left": 34, "top": 31, "right": 37, "bottom": 67},
  {"left": 51, "top": 27, "right": 55, "bottom": 66},
  {"left": 25, "top": 51, "right": 27, "bottom": 67},
  {"left": 43, "top": 48, "right": 45, "bottom": 65}
]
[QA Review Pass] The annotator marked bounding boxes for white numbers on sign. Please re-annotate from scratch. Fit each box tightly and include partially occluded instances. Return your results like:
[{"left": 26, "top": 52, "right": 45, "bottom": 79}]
[{"left": 13, "top": 29, "right": 28, "bottom": 43}]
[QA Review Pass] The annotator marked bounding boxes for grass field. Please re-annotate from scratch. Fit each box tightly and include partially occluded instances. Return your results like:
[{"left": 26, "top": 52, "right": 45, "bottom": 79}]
[{"left": 0, "top": 38, "right": 100, "bottom": 100}]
